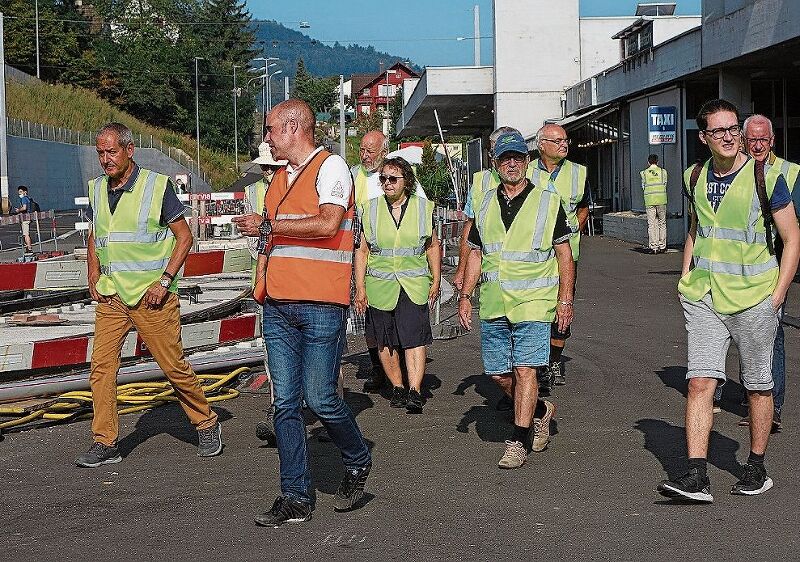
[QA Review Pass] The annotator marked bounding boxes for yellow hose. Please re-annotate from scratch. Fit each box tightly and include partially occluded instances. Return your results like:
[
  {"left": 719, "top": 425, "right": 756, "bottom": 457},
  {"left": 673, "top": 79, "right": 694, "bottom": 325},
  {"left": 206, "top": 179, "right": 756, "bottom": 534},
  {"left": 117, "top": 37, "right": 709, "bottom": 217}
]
[{"left": 0, "top": 368, "right": 247, "bottom": 431}]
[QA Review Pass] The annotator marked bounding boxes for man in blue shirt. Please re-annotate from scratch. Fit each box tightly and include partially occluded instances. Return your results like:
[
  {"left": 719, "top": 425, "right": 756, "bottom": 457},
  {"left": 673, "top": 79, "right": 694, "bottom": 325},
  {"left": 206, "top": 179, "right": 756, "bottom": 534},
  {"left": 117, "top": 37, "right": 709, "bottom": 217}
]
[{"left": 13, "top": 185, "right": 33, "bottom": 253}]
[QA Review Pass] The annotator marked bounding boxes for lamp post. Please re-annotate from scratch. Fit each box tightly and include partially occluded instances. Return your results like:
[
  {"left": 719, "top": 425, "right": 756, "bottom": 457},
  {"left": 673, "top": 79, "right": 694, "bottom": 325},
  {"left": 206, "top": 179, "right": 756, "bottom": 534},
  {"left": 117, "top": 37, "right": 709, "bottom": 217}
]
[
  {"left": 253, "top": 56, "right": 279, "bottom": 137},
  {"left": 194, "top": 56, "right": 203, "bottom": 176},
  {"left": 232, "top": 64, "right": 240, "bottom": 173},
  {"left": 268, "top": 69, "right": 283, "bottom": 113}
]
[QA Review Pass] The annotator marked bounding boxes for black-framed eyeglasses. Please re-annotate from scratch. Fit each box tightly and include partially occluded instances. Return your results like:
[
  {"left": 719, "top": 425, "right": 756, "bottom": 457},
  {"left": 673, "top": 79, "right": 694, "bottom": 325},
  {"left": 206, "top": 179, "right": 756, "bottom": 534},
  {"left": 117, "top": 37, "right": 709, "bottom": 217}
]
[
  {"left": 540, "top": 138, "right": 571, "bottom": 146},
  {"left": 703, "top": 125, "right": 741, "bottom": 140},
  {"left": 379, "top": 174, "right": 401, "bottom": 184}
]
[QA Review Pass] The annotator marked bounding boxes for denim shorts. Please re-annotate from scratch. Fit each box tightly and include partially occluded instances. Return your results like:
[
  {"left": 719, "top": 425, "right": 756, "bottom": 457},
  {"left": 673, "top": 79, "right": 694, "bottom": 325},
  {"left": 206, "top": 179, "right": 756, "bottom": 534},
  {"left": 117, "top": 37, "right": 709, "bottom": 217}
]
[{"left": 480, "top": 317, "right": 551, "bottom": 375}]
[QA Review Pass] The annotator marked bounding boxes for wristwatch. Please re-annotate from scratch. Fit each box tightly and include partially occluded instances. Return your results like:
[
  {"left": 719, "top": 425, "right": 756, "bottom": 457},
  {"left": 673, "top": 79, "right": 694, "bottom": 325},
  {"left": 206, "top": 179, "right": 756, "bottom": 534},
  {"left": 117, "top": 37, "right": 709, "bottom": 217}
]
[
  {"left": 258, "top": 215, "right": 272, "bottom": 238},
  {"left": 159, "top": 276, "right": 171, "bottom": 289}
]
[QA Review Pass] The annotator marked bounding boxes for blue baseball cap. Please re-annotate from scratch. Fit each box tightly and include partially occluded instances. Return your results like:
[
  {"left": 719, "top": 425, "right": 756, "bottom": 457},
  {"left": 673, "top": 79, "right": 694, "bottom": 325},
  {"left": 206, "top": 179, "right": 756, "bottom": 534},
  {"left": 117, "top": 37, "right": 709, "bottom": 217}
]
[{"left": 493, "top": 131, "right": 528, "bottom": 159}]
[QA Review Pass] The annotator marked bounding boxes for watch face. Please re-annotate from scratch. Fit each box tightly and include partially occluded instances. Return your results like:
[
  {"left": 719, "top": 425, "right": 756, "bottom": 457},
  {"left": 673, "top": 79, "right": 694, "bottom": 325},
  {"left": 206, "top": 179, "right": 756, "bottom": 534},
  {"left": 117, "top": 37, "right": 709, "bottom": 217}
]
[{"left": 160, "top": 278, "right": 171, "bottom": 288}]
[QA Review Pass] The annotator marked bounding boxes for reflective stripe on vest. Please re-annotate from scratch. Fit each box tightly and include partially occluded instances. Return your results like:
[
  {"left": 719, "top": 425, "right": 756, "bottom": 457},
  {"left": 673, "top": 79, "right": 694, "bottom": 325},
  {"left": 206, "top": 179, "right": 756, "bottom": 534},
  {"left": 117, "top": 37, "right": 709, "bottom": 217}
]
[
  {"left": 474, "top": 183, "right": 561, "bottom": 323},
  {"left": 362, "top": 194, "right": 434, "bottom": 310},
  {"left": 90, "top": 169, "right": 176, "bottom": 306},
  {"left": 678, "top": 158, "right": 779, "bottom": 314},
  {"left": 533, "top": 158, "right": 585, "bottom": 261}
]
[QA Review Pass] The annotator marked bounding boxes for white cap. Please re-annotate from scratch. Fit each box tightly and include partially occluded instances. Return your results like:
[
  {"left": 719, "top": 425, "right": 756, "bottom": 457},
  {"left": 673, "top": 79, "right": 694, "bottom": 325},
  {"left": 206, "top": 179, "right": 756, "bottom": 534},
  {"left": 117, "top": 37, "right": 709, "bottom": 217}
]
[{"left": 252, "top": 142, "right": 287, "bottom": 166}]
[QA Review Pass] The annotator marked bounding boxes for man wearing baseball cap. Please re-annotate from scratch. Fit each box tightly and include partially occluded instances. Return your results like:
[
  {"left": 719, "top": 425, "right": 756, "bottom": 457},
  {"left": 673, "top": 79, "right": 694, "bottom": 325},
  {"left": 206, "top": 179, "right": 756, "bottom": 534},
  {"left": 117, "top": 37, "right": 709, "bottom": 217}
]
[{"left": 458, "top": 130, "right": 576, "bottom": 469}]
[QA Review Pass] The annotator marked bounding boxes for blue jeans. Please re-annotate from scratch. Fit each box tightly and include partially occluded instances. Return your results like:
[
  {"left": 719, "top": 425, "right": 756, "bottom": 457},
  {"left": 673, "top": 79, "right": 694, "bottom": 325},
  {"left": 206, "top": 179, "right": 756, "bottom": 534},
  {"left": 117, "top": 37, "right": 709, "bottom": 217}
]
[
  {"left": 772, "top": 305, "right": 786, "bottom": 414},
  {"left": 479, "top": 317, "right": 550, "bottom": 375},
  {"left": 262, "top": 300, "right": 371, "bottom": 504}
]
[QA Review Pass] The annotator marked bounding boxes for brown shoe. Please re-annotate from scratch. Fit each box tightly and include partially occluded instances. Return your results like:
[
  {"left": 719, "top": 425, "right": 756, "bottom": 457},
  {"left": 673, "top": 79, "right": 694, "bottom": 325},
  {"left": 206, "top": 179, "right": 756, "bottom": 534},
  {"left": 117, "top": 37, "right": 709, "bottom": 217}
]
[
  {"left": 532, "top": 400, "right": 555, "bottom": 452},
  {"left": 498, "top": 440, "right": 527, "bottom": 469}
]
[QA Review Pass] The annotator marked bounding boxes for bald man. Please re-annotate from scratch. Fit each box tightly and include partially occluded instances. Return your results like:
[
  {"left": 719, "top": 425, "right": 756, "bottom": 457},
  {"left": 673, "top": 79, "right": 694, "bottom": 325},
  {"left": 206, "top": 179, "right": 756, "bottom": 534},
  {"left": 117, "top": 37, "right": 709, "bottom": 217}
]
[
  {"left": 237, "top": 99, "right": 372, "bottom": 526},
  {"left": 351, "top": 130, "right": 426, "bottom": 393},
  {"left": 533, "top": 124, "right": 590, "bottom": 389}
]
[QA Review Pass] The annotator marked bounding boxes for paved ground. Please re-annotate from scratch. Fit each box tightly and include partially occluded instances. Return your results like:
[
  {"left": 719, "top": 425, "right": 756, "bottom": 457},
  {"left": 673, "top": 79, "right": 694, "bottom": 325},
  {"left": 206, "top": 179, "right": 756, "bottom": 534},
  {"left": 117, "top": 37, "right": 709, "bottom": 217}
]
[{"left": 1, "top": 235, "right": 799, "bottom": 560}]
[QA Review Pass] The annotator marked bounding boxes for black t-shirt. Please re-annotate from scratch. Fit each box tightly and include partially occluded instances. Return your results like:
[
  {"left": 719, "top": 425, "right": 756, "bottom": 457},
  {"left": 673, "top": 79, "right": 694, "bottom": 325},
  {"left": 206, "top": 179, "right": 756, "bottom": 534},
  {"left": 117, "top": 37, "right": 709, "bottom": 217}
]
[{"left": 468, "top": 180, "right": 572, "bottom": 248}]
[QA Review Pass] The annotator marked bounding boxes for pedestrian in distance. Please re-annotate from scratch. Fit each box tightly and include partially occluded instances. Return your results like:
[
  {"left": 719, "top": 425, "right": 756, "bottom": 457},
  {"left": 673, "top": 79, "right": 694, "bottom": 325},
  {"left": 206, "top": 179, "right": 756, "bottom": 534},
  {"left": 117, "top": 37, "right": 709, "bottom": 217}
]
[
  {"left": 12, "top": 185, "right": 35, "bottom": 253},
  {"left": 738, "top": 114, "right": 800, "bottom": 431},
  {"left": 657, "top": 99, "right": 799, "bottom": 502},
  {"left": 75, "top": 122, "right": 222, "bottom": 468},
  {"left": 237, "top": 99, "right": 372, "bottom": 526},
  {"left": 532, "top": 124, "right": 590, "bottom": 390},
  {"left": 351, "top": 130, "right": 427, "bottom": 393},
  {"left": 458, "top": 130, "right": 575, "bottom": 469},
  {"left": 640, "top": 154, "right": 669, "bottom": 254},
  {"left": 354, "top": 156, "right": 440, "bottom": 414}
]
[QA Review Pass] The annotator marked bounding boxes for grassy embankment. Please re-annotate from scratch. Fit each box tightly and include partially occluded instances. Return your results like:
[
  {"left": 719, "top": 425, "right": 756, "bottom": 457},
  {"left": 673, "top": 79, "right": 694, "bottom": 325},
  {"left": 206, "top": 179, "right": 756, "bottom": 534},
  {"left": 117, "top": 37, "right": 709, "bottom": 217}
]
[{"left": 6, "top": 79, "right": 239, "bottom": 189}]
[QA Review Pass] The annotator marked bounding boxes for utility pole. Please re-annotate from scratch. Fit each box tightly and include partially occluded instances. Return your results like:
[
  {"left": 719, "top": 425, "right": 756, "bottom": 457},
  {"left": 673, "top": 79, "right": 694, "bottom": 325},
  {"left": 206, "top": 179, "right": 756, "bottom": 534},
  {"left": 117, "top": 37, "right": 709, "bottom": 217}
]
[
  {"left": 194, "top": 57, "right": 202, "bottom": 177},
  {"left": 284, "top": 75, "right": 290, "bottom": 100},
  {"left": 0, "top": 13, "right": 9, "bottom": 214},
  {"left": 473, "top": 4, "right": 481, "bottom": 66},
  {"left": 232, "top": 64, "right": 239, "bottom": 174},
  {"left": 339, "top": 75, "right": 345, "bottom": 159},
  {"left": 35, "top": 0, "right": 40, "bottom": 78}
]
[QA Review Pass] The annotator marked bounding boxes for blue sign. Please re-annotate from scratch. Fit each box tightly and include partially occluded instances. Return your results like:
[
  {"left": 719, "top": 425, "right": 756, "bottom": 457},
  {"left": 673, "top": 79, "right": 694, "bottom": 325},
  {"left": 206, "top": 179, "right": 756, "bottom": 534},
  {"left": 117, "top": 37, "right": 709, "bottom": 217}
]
[{"left": 648, "top": 105, "right": 676, "bottom": 144}]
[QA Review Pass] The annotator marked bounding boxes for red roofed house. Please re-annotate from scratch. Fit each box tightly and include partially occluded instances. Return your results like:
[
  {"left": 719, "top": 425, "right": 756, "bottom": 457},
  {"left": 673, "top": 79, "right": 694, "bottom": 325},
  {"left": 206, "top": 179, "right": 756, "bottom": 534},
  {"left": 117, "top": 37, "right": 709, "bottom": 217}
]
[{"left": 354, "top": 62, "right": 419, "bottom": 115}]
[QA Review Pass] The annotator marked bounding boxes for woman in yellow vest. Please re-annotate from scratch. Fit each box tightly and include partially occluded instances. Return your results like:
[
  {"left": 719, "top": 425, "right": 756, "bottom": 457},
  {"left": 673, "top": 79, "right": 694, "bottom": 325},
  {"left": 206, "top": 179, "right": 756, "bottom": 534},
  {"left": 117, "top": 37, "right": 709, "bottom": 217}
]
[{"left": 354, "top": 157, "right": 440, "bottom": 413}]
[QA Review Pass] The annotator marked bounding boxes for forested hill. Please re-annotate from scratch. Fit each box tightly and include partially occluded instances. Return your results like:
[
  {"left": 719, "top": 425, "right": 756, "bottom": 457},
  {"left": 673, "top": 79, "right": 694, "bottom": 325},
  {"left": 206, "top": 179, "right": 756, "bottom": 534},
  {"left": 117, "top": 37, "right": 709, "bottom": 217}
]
[{"left": 254, "top": 20, "right": 419, "bottom": 78}]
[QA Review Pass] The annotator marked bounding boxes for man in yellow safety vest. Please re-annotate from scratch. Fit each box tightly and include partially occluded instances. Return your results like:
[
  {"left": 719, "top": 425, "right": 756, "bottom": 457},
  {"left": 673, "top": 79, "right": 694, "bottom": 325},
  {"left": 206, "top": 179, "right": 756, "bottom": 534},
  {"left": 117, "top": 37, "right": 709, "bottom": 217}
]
[
  {"left": 657, "top": 100, "right": 799, "bottom": 502},
  {"left": 640, "top": 154, "right": 668, "bottom": 254}
]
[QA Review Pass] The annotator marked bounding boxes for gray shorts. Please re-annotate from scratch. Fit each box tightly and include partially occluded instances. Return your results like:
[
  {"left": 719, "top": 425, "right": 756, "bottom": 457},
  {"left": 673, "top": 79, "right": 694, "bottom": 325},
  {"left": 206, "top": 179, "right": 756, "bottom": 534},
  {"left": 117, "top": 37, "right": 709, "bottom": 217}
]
[{"left": 681, "top": 294, "right": 779, "bottom": 391}]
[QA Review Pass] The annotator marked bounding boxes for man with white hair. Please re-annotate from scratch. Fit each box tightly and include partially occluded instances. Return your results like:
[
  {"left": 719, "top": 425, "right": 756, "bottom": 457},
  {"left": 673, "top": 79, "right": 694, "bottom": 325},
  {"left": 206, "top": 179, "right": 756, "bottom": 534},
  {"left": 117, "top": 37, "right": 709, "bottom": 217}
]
[
  {"left": 533, "top": 123, "right": 590, "bottom": 389},
  {"left": 739, "top": 114, "right": 800, "bottom": 431}
]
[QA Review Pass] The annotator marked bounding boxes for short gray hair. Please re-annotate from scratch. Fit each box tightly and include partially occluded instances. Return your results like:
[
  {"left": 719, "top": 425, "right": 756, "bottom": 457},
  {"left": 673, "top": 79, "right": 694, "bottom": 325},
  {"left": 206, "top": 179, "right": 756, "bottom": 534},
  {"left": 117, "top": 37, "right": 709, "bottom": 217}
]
[
  {"left": 742, "top": 114, "right": 774, "bottom": 137},
  {"left": 489, "top": 126, "right": 520, "bottom": 147},
  {"left": 96, "top": 122, "right": 134, "bottom": 147}
]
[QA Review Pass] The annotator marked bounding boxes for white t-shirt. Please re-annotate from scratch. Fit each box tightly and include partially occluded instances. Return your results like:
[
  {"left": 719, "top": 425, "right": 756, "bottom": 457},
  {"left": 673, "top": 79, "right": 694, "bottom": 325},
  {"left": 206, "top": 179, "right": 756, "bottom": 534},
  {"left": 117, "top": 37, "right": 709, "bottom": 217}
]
[
  {"left": 350, "top": 164, "right": 428, "bottom": 200},
  {"left": 287, "top": 146, "right": 352, "bottom": 208}
]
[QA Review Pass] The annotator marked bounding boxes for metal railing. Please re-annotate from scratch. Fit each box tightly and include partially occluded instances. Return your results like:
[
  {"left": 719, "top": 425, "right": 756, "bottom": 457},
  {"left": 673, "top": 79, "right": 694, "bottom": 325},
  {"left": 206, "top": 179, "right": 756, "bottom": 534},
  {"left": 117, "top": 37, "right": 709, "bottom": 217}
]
[{"left": 5, "top": 117, "right": 209, "bottom": 184}]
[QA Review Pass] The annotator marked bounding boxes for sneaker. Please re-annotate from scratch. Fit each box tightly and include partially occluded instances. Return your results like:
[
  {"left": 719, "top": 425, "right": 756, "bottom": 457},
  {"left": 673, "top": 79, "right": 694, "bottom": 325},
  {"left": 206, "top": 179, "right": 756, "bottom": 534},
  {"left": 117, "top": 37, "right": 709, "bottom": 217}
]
[
  {"left": 731, "top": 463, "right": 773, "bottom": 496},
  {"left": 363, "top": 367, "right": 386, "bottom": 393},
  {"left": 254, "top": 496, "right": 312, "bottom": 527},
  {"left": 197, "top": 422, "right": 223, "bottom": 457},
  {"left": 496, "top": 394, "right": 513, "bottom": 412},
  {"left": 551, "top": 360, "right": 566, "bottom": 386},
  {"left": 498, "top": 440, "right": 527, "bottom": 469},
  {"left": 75, "top": 442, "right": 123, "bottom": 468},
  {"left": 255, "top": 406, "right": 277, "bottom": 446},
  {"left": 389, "top": 386, "right": 407, "bottom": 408},
  {"left": 406, "top": 388, "right": 423, "bottom": 414},
  {"left": 333, "top": 464, "right": 371, "bottom": 512},
  {"left": 738, "top": 414, "right": 782, "bottom": 433},
  {"left": 537, "top": 367, "right": 553, "bottom": 396},
  {"left": 531, "top": 400, "right": 555, "bottom": 452},
  {"left": 657, "top": 468, "right": 713, "bottom": 503}
]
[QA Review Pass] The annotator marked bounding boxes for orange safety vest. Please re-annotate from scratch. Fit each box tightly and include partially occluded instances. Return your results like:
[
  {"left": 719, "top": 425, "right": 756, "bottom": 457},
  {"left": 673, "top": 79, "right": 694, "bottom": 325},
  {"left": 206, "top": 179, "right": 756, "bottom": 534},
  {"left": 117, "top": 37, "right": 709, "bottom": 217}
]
[{"left": 261, "top": 150, "right": 354, "bottom": 305}]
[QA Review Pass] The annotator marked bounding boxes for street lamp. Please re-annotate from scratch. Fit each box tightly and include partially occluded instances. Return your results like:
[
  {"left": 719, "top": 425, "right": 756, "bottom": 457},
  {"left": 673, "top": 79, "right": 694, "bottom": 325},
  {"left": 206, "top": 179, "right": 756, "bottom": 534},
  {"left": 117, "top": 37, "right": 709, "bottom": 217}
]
[
  {"left": 253, "top": 56, "right": 279, "bottom": 137},
  {"left": 268, "top": 69, "right": 283, "bottom": 113},
  {"left": 194, "top": 56, "right": 203, "bottom": 176}
]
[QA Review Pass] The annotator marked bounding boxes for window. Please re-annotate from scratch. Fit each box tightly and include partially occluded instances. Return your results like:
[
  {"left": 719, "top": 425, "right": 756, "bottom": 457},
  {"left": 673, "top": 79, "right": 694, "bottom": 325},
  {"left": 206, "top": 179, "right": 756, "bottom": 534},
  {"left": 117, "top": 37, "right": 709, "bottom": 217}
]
[
  {"left": 360, "top": 105, "right": 370, "bottom": 114},
  {"left": 378, "top": 84, "right": 397, "bottom": 98},
  {"left": 362, "top": 88, "right": 370, "bottom": 96}
]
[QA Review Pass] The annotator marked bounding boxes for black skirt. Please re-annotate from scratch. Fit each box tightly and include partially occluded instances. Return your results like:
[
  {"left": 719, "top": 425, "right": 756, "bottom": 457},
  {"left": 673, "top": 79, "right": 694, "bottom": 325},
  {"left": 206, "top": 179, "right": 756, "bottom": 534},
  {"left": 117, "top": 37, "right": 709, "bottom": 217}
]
[{"left": 365, "top": 288, "right": 433, "bottom": 350}]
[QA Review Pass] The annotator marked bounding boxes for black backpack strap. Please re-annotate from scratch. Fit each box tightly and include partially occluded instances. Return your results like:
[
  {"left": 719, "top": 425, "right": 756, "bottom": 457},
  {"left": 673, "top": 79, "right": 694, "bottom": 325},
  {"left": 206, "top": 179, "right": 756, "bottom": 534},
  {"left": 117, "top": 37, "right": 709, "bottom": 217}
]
[
  {"left": 683, "top": 162, "right": 704, "bottom": 214},
  {"left": 753, "top": 159, "right": 775, "bottom": 256}
]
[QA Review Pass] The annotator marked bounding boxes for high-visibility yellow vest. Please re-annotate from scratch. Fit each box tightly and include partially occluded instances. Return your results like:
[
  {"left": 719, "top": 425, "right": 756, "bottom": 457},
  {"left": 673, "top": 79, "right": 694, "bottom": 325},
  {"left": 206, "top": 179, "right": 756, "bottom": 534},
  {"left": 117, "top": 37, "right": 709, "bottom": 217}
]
[
  {"left": 678, "top": 158, "right": 780, "bottom": 315},
  {"left": 468, "top": 163, "right": 536, "bottom": 217},
  {"left": 641, "top": 164, "right": 668, "bottom": 207},
  {"left": 353, "top": 165, "right": 371, "bottom": 207},
  {"left": 472, "top": 182, "right": 562, "bottom": 323},
  {"left": 89, "top": 169, "right": 177, "bottom": 306},
  {"left": 531, "top": 158, "right": 586, "bottom": 261},
  {"left": 244, "top": 179, "right": 268, "bottom": 285},
  {"left": 361, "top": 193, "right": 435, "bottom": 310},
  {"left": 771, "top": 155, "right": 800, "bottom": 194}
]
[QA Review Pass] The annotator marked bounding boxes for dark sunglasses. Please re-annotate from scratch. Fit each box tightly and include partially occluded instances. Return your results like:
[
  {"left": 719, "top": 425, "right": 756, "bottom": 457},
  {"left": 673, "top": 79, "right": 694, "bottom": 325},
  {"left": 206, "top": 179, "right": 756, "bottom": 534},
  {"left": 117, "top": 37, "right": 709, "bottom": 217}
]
[{"left": 379, "top": 174, "right": 402, "bottom": 184}]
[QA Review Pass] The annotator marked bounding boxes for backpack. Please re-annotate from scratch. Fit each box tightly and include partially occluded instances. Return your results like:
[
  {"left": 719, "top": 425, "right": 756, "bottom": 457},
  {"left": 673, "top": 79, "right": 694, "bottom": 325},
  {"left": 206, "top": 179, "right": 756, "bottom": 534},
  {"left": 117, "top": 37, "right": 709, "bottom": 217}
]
[
  {"left": 684, "top": 159, "right": 774, "bottom": 255},
  {"left": 28, "top": 197, "right": 41, "bottom": 213}
]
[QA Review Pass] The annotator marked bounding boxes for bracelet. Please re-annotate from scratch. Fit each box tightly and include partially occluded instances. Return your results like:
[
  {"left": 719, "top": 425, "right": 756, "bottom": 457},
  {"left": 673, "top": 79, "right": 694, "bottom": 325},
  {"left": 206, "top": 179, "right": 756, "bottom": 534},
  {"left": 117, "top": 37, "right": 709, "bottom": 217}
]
[
  {"left": 162, "top": 271, "right": 175, "bottom": 280},
  {"left": 558, "top": 300, "right": 573, "bottom": 306}
]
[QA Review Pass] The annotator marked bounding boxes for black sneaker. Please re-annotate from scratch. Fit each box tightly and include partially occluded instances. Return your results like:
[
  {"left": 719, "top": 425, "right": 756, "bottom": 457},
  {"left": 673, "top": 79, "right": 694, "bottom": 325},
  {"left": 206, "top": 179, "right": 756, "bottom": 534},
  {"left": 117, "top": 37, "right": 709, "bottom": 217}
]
[
  {"left": 773, "top": 411, "right": 782, "bottom": 432},
  {"left": 537, "top": 367, "right": 553, "bottom": 396},
  {"left": 255, "top": 405, "right": 277, "bottom": 446},
  {"left": 551, "top": 360, "right": 566, "bottom": 386},
  {"left": 731, "top": 462, "right": 773, "bottom": 496},
  {"left": 254, "top": 496, "right": 312, "bottom": 527},
  {"left": 389, "top": 386, "right": 407, "bottom": 408},
  {"left": 657, "top": 468, "right": 713, "bottom": 503},
  {"left": 75, "top": 442, "right": 123, "bottom": 468},
  {"left": 406, "top": 389, "right": 423, "bottom": 414},
  {"left": 363, "top": 368, "right": 386, "bottom": 393},
  {"left": 197, "top": 422, "right": 223, "bottom": 457},
  {"left": 496, "top": 394, "right": 513, "bottom": 411},
  {"left": 334, "top": 464, "right": 371, "bottom": 512}
]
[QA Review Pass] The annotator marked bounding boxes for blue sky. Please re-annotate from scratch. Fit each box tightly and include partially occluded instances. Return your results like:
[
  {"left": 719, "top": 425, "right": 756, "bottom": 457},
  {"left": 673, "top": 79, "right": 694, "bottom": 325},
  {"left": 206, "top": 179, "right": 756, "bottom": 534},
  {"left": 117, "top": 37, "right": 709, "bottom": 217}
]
[{"left": 247, "top": 0, "right": 701, "bottom": 67}]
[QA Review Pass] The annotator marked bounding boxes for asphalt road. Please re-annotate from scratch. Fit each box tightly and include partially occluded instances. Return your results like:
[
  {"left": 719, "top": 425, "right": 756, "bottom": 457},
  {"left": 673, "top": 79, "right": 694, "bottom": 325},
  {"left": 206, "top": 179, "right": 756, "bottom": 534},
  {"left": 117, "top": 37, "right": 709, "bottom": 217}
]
[{"left": 1, "top": 235, "right": 799, "bottom": 560}]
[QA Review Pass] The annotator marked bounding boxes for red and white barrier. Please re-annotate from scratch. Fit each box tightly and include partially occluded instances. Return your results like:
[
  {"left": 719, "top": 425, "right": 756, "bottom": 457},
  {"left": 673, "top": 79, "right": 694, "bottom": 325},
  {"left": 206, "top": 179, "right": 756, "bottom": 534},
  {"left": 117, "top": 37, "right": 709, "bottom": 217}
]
[{"left": 0, "top": 313, "right": 260, "bottom": 373}]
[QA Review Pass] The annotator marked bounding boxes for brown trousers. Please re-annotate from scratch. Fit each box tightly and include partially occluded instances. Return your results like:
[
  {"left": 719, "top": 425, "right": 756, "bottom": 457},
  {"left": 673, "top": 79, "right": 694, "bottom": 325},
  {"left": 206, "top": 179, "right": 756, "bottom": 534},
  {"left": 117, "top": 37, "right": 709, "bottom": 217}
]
[{"left": 90, "top": 293, "right": 217, "bottom": 445}]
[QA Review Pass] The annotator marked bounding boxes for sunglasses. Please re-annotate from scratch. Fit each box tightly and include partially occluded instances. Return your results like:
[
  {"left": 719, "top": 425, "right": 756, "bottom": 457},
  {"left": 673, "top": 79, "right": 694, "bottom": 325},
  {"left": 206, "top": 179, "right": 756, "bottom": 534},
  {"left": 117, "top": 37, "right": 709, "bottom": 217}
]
[{"left": 379, "top": 174, "right": 402, "bottom": 184}]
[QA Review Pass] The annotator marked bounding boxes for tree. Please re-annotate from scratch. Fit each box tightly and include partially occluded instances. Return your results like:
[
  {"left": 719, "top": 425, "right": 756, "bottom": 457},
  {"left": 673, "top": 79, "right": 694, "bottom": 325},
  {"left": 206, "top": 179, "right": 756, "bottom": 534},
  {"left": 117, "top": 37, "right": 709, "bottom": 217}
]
[
  {"left": 387, "top": 87, "right": 404, "bottom": 139},
  {"left": 416, "top": 139, "right": 451, "bottom": 204},
  {"left": 291, "top": 57, "right": 337, "bottom": 114}
]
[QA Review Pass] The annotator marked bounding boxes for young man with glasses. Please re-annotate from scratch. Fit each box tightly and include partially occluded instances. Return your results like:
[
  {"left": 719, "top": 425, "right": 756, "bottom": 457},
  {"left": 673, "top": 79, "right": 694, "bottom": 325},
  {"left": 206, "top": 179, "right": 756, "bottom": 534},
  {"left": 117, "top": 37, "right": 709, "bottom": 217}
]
[
  {"left": 533, "top": 124, "right": 590, "bottom": 390},
  {"left": 657, "top": 99, "right": 799, "bottom": 502},
  {"left": 737, "top": 114, "right": 800, "bottom": 432}
]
